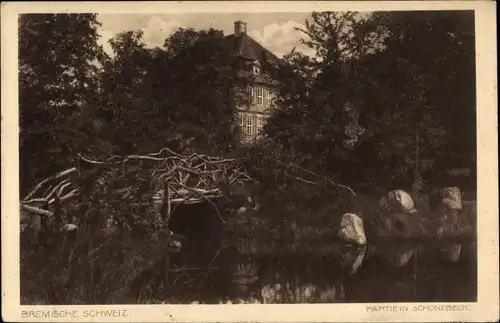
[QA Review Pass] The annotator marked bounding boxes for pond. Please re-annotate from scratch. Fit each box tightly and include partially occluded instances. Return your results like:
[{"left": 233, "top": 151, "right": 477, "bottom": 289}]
[{"left": 163, "top": 232, "right": 477, "bottom": 304}]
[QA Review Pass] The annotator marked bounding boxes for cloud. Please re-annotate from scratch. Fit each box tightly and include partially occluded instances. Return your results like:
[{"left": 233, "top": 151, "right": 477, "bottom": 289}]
[
  {"left": 97, "top": 17, "right": 316, "bottom": 58},
  {"left": 248, "top": 20, "right": 316, "bottom": 58},
  {"left": 97, "top": 16, "right": 184, "bottom": 56},
  {"left": 97, "top": 29, "right": 115, "bottom": 55},
  {"left": 142, "top": 16, "right": 183, "bottom": 48}
]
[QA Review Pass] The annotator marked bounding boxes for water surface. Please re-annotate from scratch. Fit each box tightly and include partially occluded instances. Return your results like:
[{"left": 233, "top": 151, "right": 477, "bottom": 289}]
[{"left": 165, "top": 232, "right": 477, "bottom": 304}]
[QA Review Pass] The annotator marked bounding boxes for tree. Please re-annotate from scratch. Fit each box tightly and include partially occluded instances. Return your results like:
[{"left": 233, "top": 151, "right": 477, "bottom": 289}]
[
  {"left": 265, "top": 11, "right": 476, "bottom": 192},
  {"left": 19, "top": 14, "right": 106, "bottom": 193},
  {"left": 88, "top": 30, "right": 161, "bottom": 156},
  {"left": 81, "top": 27, "right": 246, "bottom": 158},
  {"left": 264, "top": 12, "right": 368, "bottom": 176},
  {"left": 354, "top": 11, "right": 475, "bottom": 191},
  {"left": 158, "top": 28, "right": 247, "bottom": 154}
]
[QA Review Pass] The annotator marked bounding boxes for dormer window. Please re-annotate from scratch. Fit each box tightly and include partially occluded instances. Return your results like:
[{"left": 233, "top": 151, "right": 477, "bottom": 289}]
[{"left": 252, "top": 60, "right": 261, "bottom": 75}]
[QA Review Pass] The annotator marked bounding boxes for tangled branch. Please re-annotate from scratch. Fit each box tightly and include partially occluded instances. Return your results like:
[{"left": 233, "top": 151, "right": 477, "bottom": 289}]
[{"left": 20, "top": 149, "right": 253, "bottom": 227}]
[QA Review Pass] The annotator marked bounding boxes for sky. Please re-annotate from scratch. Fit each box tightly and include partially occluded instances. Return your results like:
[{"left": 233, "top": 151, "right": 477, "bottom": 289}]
[{"left": 96, "top": 12, "right": 316, "bottom": 58}]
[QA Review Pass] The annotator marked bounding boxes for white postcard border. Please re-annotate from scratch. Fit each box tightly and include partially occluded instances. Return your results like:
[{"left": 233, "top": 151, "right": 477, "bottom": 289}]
[{"left": 1, "top": 1, "right": 498, "bottom": 322}]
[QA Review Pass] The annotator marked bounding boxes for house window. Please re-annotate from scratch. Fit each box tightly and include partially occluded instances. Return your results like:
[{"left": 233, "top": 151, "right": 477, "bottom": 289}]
[
  {"left": 239, "top": 115, "right": 244, "bottom": 128},
  {"left": 248, "top": 87, "right": 254, "bottom": 104},
  {"left": 256, "top": 87, "right": 263, "bottom": 106},
  {"left": 245, "top": 116, "right": 253, "bottom": 136},
  {"left": 253, "top": 65, "right": 261, "bottom": 75}
]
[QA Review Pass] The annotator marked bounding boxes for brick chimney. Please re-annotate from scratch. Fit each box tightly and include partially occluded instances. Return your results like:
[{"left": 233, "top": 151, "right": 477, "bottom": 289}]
[{"left": 234, "top": 20, "right": 247, "bottom": 36}]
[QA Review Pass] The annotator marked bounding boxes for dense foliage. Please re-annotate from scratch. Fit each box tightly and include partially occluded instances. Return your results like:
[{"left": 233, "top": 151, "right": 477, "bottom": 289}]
[
  {"left": 19, "top": 14, "right": 105, "bottom": 192},
  {"left": 264, "top": 11, "right": 476, "bottom": 193}
]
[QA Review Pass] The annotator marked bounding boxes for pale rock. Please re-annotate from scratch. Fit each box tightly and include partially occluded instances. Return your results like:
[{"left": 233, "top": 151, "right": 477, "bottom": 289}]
[
  {"left": 386, "top": 190, "right": 416, "bottom": 213},
  {"left": 338, "top": 213, "right": 366, "bottom": 245},
  {"left": 441, "top": 187, "right": 463, "bottom": 211}
]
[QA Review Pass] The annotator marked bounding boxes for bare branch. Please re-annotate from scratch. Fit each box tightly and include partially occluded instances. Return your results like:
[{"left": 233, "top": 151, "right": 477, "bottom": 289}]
[
  {"left": 45, "top": 179, "right": 71, "bottom": 201},
  {"left": 48, "top": 189, "right": 79, "bottom": 205},
  {"left": 25, "top": 168, "right": 77, "bottom": 200},
  {"left": 21, "top": 204, "right": 53, "bottom": 217},
  {"left": 284, "top": 162, "right": 356, "bottom": 196},
  {"left": 295, "top": 177, "right": 319, "bottom": 185},
  {"left": 78, "top": 154, "right": 107, "bottom": 164},
  {"left": 22, "top": 197, "right": 48, "bottom": 204}
]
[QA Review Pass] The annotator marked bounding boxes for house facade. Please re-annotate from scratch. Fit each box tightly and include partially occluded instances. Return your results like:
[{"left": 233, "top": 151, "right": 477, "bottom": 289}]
[{"left": 224, "top": 21, "right": 280, "bottom": 143}]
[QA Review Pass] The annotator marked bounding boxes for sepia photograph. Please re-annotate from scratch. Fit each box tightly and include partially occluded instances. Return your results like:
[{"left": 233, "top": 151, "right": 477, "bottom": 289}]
[{"left": 1, "top": 1, "right": 498, "bottom": 322}]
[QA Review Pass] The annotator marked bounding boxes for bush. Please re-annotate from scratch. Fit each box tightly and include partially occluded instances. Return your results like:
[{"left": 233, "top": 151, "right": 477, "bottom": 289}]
[{"left": 20, "top": 163, "right": 186, "bottom": 304}]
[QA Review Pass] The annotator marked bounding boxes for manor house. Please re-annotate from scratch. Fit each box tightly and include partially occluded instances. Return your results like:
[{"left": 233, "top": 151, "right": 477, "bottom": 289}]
[{"left": 224, "top": 21, "right": 281, "bottom": 143}]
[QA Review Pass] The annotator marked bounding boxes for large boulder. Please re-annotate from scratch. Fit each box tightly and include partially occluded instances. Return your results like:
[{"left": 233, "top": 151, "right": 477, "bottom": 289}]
[
  {"left": 381, "top": 189, "right": 417, "bottom": 214},
  {"left": 338, "top": 213, "right": 366, "bottom": 245},
  {"left": 441, "top": 187, "right": 463, "bottom": 211}
]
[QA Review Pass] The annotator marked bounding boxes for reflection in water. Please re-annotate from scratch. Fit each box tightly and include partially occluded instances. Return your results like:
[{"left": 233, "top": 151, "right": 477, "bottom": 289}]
[
  {"left": 439, "top": 243, "right": 462, "bottom": 262},
  {"left": 170, "top": 235, "right": 476, "bottom": 304},
  {"left": 340, "top": 245, "right": 366, "bottom": 274},
  {"left": 370, "top": 242, "right": 415, "bottom": 268},
  {"left": 260, "top": 281, "right": 346, "bottom": 303}
]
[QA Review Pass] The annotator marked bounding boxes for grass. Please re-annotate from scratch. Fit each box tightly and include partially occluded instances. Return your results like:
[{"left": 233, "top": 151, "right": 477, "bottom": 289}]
[{"left": 20, "top": 220, "right": 182, "bottom": 304}]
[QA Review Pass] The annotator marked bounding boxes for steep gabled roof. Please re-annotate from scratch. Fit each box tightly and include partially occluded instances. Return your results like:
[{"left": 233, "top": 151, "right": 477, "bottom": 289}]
[{"left": 224, "top": 33, "right": 280, "bottom": 64}]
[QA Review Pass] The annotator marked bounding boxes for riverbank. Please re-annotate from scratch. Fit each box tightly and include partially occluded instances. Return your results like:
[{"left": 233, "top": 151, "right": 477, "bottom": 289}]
[{"left": 224, "top": 195, "right": 476, "bottom": 246}]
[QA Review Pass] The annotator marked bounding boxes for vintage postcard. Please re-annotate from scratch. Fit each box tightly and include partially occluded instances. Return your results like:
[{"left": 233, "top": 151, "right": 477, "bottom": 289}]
[{"left": 1, "top": 1, "right": 498, "bottom": 322}]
